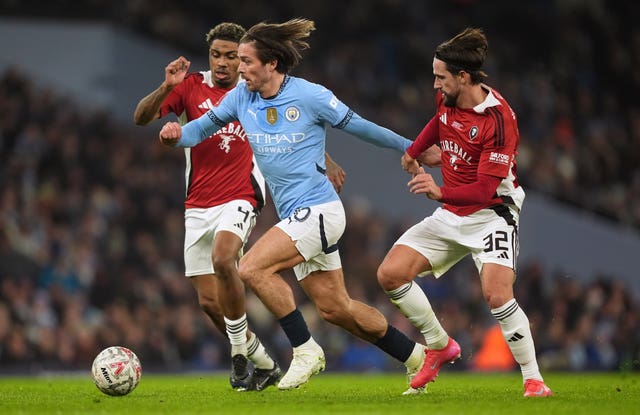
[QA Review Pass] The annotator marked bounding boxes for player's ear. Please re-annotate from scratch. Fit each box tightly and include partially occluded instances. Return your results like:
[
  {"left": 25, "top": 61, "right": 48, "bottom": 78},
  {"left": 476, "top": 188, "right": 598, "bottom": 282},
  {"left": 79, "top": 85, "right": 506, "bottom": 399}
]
[{"left": 267, "top": 59, "right": 278, "bottom": 72}]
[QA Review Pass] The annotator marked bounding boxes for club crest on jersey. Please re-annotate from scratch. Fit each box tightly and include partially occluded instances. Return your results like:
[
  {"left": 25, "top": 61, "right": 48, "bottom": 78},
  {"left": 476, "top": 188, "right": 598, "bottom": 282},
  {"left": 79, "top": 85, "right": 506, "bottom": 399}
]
[
  {"left": 219, "top": 134, "right": 235, "bottom": 153},
  {"left": 469, "top": 126, "right": 479, "bottom": 140},
  {"left": 266, "top": 107, "right": 278, "bottom": 125},
  {"left": 285, "top": 106, "right": 300, "bottom": 122}
]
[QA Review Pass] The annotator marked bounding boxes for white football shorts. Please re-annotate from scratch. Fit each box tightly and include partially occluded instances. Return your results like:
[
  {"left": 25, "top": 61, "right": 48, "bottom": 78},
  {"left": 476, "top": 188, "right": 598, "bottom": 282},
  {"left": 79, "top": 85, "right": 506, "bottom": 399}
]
[
  {"left": 395, "top": 205, "right": 520, "bottom": 278},
  {"left": 275, "top": 200, "right": 345, "bottom": 281},
  {"left": 183, "top": 199, "right": 257, "bottom": 277}
]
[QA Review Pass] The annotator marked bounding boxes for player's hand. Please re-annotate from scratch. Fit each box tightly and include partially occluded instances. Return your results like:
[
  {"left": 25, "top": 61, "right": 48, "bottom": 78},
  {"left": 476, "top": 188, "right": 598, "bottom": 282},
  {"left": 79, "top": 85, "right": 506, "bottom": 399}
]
[
  {"left": 408, "top": 167, "right": 442, "bottom": 200},
  {"left": 164, "top": 56, "right": 190, "bottom": 88},
  {"left": 401, "top": 152, "right": 421, "bottom": 175},
  {"left": 325, "top": 154, "right": 346, "bottom": 193},
  {"left": 159, "top": 122, "right": 182, "bottom": 146}
]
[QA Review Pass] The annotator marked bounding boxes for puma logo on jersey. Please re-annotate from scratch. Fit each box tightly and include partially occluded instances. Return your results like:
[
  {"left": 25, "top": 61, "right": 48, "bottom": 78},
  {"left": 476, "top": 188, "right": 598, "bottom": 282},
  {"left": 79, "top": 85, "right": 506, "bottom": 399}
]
[{"left": 198, "top": 98, "right": 215, "bottom": 110}]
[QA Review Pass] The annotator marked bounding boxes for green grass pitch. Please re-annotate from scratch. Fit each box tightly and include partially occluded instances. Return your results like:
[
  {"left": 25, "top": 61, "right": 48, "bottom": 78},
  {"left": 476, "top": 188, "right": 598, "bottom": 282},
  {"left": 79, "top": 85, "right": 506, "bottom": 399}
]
[{"left": 0, "top": 372, "right": 638, "bottom": 414}]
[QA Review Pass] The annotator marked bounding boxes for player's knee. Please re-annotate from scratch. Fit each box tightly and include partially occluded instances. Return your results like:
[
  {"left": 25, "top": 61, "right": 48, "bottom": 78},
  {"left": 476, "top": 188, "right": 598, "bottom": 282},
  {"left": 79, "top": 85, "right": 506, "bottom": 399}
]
[
  {"left": 199, "top": 293, "right": 222, "bottom": 319},
  {"left": 376, "top": 262, "right": 401, "bottom": 291},
  {"left": 483, "top": 291, "right": 511, "bottom": 309},
  {"left": 318, "top": 308, "right": 344, "bottom": 326},
  {"left": 316, "top": 302, "right": 347, "bottom": 325},
  {"left": 237, "top": 257, "right": 257, "bottom": 285},
  {"left": 212, "top": 255, "right": 236, "bottom": 280}
]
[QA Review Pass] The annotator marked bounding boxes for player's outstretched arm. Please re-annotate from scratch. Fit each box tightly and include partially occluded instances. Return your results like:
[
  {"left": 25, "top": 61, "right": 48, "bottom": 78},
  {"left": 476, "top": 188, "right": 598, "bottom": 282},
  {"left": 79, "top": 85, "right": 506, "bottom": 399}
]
[
  {"left": 159, "top": 110, "right": 219, "bottom": 148},
  {"left": 134, "top": 56, "right": 191, "bottom": 125},
  {"left": 339, "top": 112, "right": 412, "bottom": 153}
]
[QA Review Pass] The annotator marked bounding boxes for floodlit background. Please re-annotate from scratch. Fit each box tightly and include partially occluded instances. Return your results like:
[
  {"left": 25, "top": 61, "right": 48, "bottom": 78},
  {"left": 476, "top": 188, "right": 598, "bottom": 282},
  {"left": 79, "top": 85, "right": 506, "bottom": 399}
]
[{"left": 0, "top": 1, "right": 638, "bottom": 374}]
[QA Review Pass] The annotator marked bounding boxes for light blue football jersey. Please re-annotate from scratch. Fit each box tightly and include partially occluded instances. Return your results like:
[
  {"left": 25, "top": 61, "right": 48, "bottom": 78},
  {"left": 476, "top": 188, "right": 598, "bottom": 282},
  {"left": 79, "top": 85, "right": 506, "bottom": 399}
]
[{"left": 180, "top": 75, "right": 411, "bottom": 219}]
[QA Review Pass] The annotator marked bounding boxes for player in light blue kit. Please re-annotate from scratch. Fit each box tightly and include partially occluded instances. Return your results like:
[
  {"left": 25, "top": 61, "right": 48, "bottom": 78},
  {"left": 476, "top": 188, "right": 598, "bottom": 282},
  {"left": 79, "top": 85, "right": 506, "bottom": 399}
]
[{"left": 159, "top": 18, "right": 440, "bottom": 393}]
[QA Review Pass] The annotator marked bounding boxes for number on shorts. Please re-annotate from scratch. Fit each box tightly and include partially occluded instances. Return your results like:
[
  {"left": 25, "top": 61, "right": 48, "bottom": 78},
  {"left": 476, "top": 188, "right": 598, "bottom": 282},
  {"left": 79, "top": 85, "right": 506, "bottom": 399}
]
[
  {"left": 483, "top": 230, "right": 508, "bottom": 253},
  {"left": 237, "top": 206, "right": 251, "bottom": 222}
]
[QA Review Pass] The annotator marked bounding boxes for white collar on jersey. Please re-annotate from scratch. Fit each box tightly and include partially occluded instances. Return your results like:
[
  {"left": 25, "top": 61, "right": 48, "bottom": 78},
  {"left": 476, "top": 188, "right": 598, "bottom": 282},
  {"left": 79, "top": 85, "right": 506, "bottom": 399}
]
[
  {"left": 473, "top": 84, "right": 501, "bottom": 113},
  {"left": 200, "top": 70, "right": 214, "bottom": 87}
]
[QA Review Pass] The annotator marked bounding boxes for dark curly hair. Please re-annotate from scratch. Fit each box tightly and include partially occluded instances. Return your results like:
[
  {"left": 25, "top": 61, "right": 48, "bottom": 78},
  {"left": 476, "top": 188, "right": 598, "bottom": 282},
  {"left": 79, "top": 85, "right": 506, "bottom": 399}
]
[{"left": 205, "top": 22, "right": 246, "bottom": 46}]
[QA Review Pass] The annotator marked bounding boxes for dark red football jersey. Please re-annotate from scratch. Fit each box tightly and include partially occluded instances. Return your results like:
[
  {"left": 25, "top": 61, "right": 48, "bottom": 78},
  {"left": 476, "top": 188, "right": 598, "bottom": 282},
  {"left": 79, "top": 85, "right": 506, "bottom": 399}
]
[
  {"left": 160, "top": 72, "right": 264, "bottom": 210},
  {"left": 408, "top": 86, "right": 524, "bottom": 216}
]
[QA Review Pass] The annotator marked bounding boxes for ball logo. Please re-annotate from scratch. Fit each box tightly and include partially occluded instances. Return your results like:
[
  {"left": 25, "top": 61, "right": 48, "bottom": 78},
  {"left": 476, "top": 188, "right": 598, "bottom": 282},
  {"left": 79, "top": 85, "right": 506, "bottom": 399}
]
[
  {"left": 101, "top": 367, "right": 113, "bottom": 384},
  {"left": 285, "top": 106, "right": 300, "bottom": 122},
  {"left": 469, "top": 126, "right": 479, "bottom": 140}
]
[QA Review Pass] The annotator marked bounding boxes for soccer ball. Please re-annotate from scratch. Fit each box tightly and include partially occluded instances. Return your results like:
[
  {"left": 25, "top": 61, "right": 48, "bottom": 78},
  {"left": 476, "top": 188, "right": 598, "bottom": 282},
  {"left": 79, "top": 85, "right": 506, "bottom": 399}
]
[{"left": 91, "top": 346, "right": 142, "bottom": 396}]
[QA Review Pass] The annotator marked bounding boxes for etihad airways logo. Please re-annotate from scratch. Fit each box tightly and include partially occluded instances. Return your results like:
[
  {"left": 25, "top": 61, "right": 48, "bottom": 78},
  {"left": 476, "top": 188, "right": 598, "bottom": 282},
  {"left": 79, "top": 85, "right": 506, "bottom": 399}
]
[
  {"left": 247, "top": 133, "right": 306, "bottom": 144},
  {"left": 247, "top": 132, "right": 307, "bottom": 154}
]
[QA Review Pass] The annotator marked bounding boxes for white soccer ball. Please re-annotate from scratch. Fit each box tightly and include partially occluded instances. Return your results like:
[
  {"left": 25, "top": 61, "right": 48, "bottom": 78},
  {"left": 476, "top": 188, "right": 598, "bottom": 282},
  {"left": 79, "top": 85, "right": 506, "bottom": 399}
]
[{"left": 91, "top": 346, "right": 142, "bottom": 396}]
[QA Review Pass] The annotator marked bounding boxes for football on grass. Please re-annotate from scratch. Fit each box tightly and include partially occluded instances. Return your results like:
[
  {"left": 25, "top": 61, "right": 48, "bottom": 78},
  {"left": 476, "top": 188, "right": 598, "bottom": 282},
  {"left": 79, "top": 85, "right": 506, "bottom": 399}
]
[{"left": 91, "top": 346, "right": 142, "bottom": 396}]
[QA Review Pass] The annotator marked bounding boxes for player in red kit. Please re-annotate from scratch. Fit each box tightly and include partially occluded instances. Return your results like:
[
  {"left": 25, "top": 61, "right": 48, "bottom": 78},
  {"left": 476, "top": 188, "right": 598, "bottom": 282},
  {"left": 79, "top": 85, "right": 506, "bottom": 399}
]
[
  {"left": 377, "top": 28, "right": 552, "bottom": 397},
  {"left": 133, "top": 23, "right": 281, "bottom": 391}
]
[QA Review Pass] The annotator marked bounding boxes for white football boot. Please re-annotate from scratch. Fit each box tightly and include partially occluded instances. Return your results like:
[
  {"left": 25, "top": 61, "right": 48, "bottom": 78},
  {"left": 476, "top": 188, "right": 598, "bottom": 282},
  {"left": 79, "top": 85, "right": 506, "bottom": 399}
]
[{"left": 278, "top": 340, "right": 326, "bottom": 390}]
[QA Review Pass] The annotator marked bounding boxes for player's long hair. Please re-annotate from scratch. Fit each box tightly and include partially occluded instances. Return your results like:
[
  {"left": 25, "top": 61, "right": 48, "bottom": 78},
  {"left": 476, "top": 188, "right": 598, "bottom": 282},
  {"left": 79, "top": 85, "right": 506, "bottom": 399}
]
[
  {"left": 435, "top": 27, "right": 488, "bottom": 84},
  {"left": 205, "top": 22, "right": 246, "bottom": 46},
  {"left": 241, "top": 18, "right": 315, "bottom": 73}
]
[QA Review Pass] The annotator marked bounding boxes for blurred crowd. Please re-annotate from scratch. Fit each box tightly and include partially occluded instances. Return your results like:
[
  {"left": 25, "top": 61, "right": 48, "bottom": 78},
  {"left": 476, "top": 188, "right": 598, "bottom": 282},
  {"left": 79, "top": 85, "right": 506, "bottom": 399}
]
[
  {"left": 3, "top": 0, "right": 638, "bottom": 226},
  {"left": 1, "top": 0, "right": 639, "bottom": 374}
]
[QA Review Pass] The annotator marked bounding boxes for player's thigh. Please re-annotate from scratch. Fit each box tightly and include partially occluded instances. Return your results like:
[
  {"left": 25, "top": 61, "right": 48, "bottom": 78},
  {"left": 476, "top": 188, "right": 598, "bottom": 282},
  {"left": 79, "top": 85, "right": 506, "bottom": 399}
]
[
  {"left": 378, "top": 244, "right": 430, "bottom": 288},
  {"left": 300, "top": 268, "right": 350, "bottom": 311},
  {"left": 393, "top": 210, "right": 468, "bottom": 278},
  {"left": 190, "top": 274, "right": 220, "bottom": 304},
  {"left": 213, "top": 200, "right": 257, "bottom": 260},
  {"left": 479, "top": 262, "right": 515, "bottom": 307},
  {"left": 240, "top": 225, "right": 304, "bottom": 276}
]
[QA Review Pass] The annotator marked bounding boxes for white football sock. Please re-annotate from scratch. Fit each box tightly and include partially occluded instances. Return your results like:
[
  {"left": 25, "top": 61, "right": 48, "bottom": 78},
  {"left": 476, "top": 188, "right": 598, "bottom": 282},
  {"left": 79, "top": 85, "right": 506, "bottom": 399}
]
[
  {"left": 404, "top": 343, "right": 426, "bottom": 370},
  {"left": 247, "top": 331, "right": 275, "bottom": 370},
  {"left": 387, "top": 282, "right": 449, "bottom": 350},
  {"left": 491, "top": 298, "right": 543, "bottom": 382},
  {"left": 224, "top": 314, "right": 248, "bottom": 356}
]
